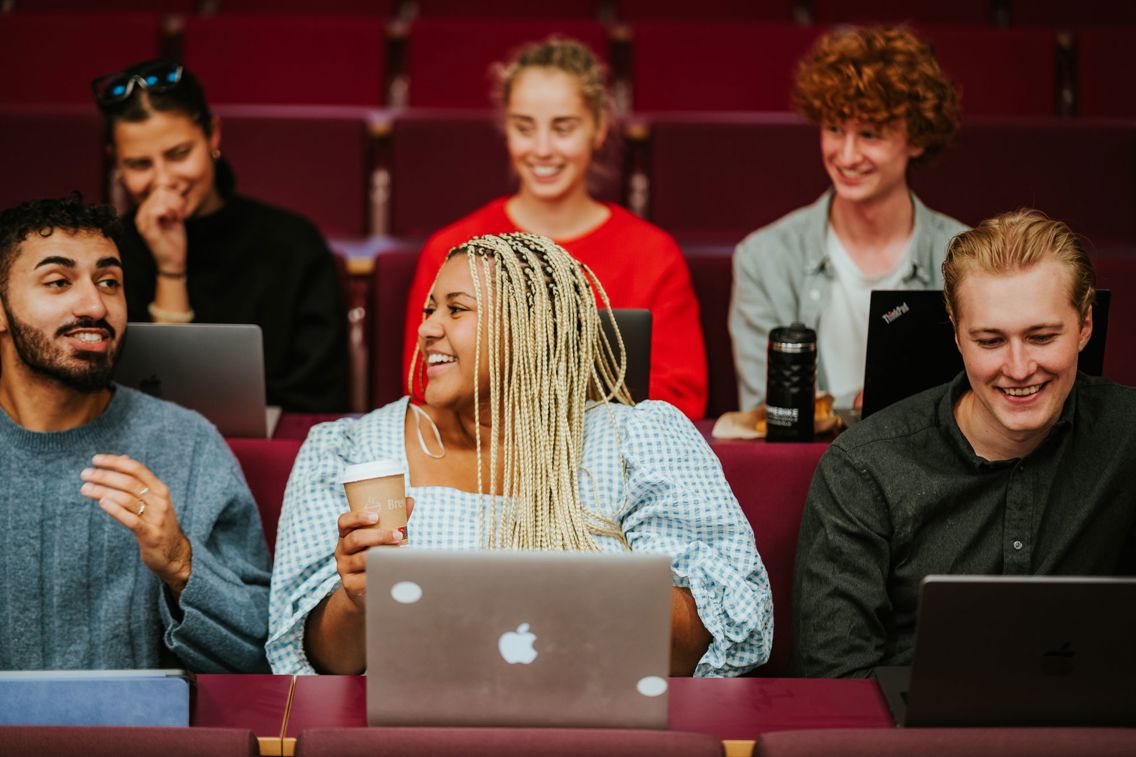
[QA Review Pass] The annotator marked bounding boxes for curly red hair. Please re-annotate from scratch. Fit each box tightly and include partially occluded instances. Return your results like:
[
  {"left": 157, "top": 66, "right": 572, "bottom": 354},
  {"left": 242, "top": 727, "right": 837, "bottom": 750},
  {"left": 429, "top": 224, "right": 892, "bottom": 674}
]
[{"left": 792, "top": 26, "right": 960, "bottom": 166}]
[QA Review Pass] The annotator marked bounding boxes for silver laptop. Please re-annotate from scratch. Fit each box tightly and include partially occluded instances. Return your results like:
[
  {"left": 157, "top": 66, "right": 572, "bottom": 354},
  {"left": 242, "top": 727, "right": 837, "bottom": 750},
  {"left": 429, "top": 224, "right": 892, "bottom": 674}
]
[
  {"left": 365, "top": 549, "right": 673, "bottom": 729},
  {"left": 114, "top": 322, "right": 278, "bottom": 438},
  {"left": 876, "top": 575, "right": 1136, "bottom": 727},
  {"left": 600, "top": 308, "right": 652, "bottom": 404}
]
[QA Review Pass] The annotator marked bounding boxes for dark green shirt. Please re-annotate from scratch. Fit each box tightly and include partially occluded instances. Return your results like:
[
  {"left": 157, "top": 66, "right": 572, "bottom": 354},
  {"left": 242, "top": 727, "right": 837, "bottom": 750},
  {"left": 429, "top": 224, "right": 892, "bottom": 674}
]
[{"left": 792, "top": 372, "right": 1136, "bottom": 678}]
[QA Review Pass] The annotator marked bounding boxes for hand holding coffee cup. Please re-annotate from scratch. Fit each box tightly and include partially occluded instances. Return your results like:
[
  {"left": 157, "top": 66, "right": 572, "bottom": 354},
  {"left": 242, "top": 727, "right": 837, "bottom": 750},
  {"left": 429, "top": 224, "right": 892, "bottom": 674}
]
[{"left": 336, "top": 461, "right": 413, "bottom": 611}]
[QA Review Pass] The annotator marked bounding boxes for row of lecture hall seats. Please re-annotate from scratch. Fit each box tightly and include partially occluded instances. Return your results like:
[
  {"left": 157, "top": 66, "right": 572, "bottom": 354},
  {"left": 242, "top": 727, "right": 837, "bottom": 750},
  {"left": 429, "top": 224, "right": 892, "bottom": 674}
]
[
  {"left": 6, "top": 0, "right": 1136, "bottom": 25},
  {"left": 6, "top": 725, "right": 1136, "bottom": 757},
  {"left": 2, "top": 13, "right": 1136, "bottom": 116}
]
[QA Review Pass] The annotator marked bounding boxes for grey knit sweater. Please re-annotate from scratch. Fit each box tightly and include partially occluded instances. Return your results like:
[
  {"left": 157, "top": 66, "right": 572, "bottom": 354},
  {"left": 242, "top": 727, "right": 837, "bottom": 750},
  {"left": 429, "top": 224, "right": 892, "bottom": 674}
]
[{"left": 0, "top": 386, "right": 271, "bottom": 672}]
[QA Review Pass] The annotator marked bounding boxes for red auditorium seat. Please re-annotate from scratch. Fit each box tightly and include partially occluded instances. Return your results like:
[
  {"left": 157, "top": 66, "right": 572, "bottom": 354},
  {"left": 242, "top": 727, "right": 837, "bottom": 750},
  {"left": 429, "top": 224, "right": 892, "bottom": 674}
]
[
  {"left": 414, "top": 0, "right": 600, "bottom": 18},
  {"left": 918, "top": 26, "right": 1057, "bottom": 117},
  {"left": 616, "top": 0, "right": 795, "bottom": 22},
  {"left": 910, "top": 118, "right": 1136, "bottom": 247},
  {"left": 1075, "top": 29, "right": 1136, "bottom": 118},
  {"left": 685, "top": 247, "right": 740, "bottom": 417},
  {"left": 11, "top": 0, "right": 195, "bottom": 10},
  {"left": 642, "top": 113, "right": 828, "bottom": 244},
  {"left": 0, "top": 13, "right": 162, "bottom": 104},
  {"left": 182, "top": 15, "right": 386, "bottom": 106},
  {"left": 294, "top": 727, "right": 723, "bottom": 756},
  {"left": 630, "top": 22, "right": 824, "bottom": 112},
  {"left": 226, "top": 437, "right": 303, "bottom": 554},
  {"left": 0, "top": 726, "right": 259, "bottom": 757},
  {"left": 810, "top": 0, "right": 994, "bottom": 25},
  {"left": 1093, "top": 255, "right": 1136, "bottom": 388},
  {"left": 370, "top": 247, "right": 420, "bottom": 408},
  {"left": 404, "top": 19, "right": 610, "bottom": 108},
  {"left": 752, "top": 727, "right": 1136, "bottom": 756},
  {"left": 387, "top": 110, "right": 513, "bottom": 237},
  {"left": 1010, "top": 0, "right": 1136, "bottom": 27},
  {"left": 214, "top": 0, "right": 395, "bottom": 13},
  {"left": 215, "top": 105, "right": 374, "bottom": 237},
  {"left": 0, "top": 106, "right": 105, "bottom": 210},
  {"left": 712, "top": 437, "right": 828, "bottom": 676}
]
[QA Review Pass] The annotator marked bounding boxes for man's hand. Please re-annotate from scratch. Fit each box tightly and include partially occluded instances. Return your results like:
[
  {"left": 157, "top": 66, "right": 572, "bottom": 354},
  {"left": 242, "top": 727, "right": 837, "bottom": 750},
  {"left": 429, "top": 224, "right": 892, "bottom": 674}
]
[{"left": 80, "top": 454, "right": 193, "bottom": 598}]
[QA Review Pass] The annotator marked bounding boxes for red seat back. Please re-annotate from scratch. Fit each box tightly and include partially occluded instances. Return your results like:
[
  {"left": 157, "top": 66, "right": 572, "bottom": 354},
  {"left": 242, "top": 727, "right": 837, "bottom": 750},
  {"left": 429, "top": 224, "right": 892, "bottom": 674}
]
[
  {"left": 0, "top": 13, "right": 161, "bottom": 105},
  {"left": 0, "top": 726, "right": 259, "bottom": 757},
  {"left": 686, "top": 248, "right": 739, "bottom": 416},
  {"left": 1093, "top": 254, "right": 1136, "bottom": 388},
  {"left": 214, "top": 0, "right": 395, "bottom": 13},
  {"left": 714, "top": 439, "right": 828, "bottom": 676},
  {"left": 294, "top": 727, "right": 722, "bottom": 756},
  {"left": 225, "top": 437, "right": 303, "bottom": 556},
  {"left": 370, "top": 247, "right": 421, "bottom": 408},
  {"left": 216, "top": 105, "right": 373, "bottom": 237},
  {"left": 1076, "top": 29, "right": 1136, "bottom": 118},
  {"left": 183, "top": 15, "right": 386, "bottom": 106},
  {"left": 0, "top": 106, "right": 105, "bottom": 210},
  {"left": 405, "top": 19, "right": 610, "bottom": 108},
  {"left": 631, "top": 22, "right": 823, "bottom": 112},
  {"left": 754, "top": 727, "right": 1136, "bottom": 756},
  {"left": 414, "top": 0, "right": 600, "bottom": 18},
  {"left": 811, "top": 0, "right": 994, "bottom": 25},
  {"left": 617, "top": 0, "right": 794, "bottom": 21},
  {"left": 1012, "top": 1, "right": 1136, "bottom": 27}
]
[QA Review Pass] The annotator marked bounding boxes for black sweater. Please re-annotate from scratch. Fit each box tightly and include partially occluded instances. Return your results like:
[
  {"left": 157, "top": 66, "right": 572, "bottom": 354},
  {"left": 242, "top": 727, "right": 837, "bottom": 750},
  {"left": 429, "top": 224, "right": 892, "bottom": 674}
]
[{"left": 121, "top": 195, "right": 348, "bottom": 413}]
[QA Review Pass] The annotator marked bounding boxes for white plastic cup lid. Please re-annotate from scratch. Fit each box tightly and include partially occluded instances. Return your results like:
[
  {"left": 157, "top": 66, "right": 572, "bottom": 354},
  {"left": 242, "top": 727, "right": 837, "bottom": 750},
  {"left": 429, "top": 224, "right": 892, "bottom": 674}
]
[{"left": 341, "top": 459, "right": 405, "bottom": 484}]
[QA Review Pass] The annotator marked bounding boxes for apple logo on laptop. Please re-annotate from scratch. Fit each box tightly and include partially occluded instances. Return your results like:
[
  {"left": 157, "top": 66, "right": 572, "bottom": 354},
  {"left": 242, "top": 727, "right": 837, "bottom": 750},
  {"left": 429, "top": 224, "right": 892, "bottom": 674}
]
[
  {"left": 498, "top": 623, "right": 538, "bottom": 664},
  {"left": 1041, "top": 641, "right": 1075, "bottom": 676},
  {"left": 139, "top": 374, "right": 162, "bottom": 398}
]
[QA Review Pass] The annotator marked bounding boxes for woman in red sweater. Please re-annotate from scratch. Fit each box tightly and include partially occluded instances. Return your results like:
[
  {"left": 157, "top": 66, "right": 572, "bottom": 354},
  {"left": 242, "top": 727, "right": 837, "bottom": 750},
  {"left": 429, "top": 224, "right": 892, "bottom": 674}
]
[{"left": 401, "top": 38, "right": 707, "bottom": 419}]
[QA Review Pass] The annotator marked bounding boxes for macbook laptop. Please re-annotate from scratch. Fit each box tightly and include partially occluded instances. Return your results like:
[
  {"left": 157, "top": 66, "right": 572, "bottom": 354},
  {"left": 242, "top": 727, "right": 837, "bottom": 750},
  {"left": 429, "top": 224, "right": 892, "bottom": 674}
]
[
  {"left": 365, "top": 549, "right": 673, "bottom": 729},
  {"left": 114, "top": 322, "right": 279, "bottom": 438},
  {"left": 876, "top": 575, "right": 1136, "bottom": 727},
  {"left": 599, "top": 308, "right": 652, "bottom": 404},
  {"left": 860, "top": 289, "right": 1110, "bottom": 419}
]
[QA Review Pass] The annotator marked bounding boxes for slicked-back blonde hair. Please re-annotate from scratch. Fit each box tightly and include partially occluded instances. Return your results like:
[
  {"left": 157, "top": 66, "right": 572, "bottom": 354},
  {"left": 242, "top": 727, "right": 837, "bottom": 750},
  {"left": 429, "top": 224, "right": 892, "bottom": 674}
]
[
  {"left": 493, "top": 36, "right": 608, "bottom": 125},
  {"left": 408, "top": 232, "right": 634, "bottom": 551},
  {"left": 943, "top": 209, "right": 1096, "bottom": 326}
]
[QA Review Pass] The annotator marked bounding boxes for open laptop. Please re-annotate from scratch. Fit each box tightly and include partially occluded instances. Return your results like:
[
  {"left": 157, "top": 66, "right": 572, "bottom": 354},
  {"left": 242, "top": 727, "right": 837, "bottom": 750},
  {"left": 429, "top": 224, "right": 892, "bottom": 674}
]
[
  {"left": 875, "top": 575, "right": 1136, "bottom": 727},
  {"left": 860, "top": 289, "right": 1111, "bottom": 420},
  {"left": 114, "top": 323, "right": 279, "bottom": 438},
  {"left": 599, "top": 308, "right": 652, "bottom": 404},
  {"left": 365, "top": 549, "right": 672, "bottom": 729}
]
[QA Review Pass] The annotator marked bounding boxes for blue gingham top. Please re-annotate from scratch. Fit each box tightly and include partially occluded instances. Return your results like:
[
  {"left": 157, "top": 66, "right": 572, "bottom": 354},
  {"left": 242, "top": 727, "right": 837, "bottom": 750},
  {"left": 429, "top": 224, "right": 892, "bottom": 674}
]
[{"left": 266, "top": 398, "right": 772, "bottom": 676}]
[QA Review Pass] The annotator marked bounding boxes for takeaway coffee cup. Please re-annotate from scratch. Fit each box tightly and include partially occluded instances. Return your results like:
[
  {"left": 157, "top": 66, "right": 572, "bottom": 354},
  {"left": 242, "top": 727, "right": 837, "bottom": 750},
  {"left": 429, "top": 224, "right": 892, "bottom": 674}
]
[{"left": 341, "top": 460, "right": 408, "bottom": 546}]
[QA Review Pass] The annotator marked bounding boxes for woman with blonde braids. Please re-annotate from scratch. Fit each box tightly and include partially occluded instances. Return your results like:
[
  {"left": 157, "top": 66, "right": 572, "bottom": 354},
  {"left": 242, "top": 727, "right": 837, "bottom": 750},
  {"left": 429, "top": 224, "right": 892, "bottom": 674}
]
[{"left": 267, "top": 233, "right": 771, "bottom": 677}]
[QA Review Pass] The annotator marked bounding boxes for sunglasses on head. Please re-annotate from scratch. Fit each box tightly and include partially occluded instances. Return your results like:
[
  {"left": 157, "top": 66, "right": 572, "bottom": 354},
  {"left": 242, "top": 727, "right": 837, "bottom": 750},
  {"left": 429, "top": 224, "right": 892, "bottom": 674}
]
[{"left": 91, "top": 61, "right": 184, "bottom": 106}]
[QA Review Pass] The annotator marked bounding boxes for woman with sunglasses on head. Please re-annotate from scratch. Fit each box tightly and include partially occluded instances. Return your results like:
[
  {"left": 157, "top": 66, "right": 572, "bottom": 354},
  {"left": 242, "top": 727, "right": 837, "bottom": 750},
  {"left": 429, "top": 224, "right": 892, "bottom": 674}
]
[
  {"left": 92, "top": 60, "right": 348, "bottom": 413},
  {"left": 400, "top": 38, "right": 708, "bottom": 419}
]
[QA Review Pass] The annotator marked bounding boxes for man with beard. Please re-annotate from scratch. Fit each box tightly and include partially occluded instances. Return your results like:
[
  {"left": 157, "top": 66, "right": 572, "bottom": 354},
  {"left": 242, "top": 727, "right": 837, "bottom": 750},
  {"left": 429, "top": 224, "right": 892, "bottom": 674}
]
[{"left": 0, "top": 194, "right": 270, "bottom": 672}]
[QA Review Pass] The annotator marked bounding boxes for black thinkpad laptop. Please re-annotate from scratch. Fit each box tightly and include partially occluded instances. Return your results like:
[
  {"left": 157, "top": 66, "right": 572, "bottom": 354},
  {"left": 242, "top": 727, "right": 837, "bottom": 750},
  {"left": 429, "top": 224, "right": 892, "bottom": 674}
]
[
  {"left": 599, "top": 309, "right": 652, "bottom": 404},
  {"left": 876, "top": 575, "right": 1136, "bottom": 728},
  {"left": 860, "top": 289, "right": 1110, "bottom": 419}
]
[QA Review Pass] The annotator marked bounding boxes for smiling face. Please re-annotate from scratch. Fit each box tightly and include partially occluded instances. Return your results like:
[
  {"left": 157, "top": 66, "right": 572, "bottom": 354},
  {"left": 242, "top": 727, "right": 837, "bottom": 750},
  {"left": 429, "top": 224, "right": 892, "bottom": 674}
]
[
  {"left": 0, "top": 231, "right": 126, "bottom": 393},
  {"left": 821, "top": 119, "right": 923, "bottom": 207},
  {"left": 417, "top": 255, "right": 495, "bottom": 413},
  {"left": 112, "top": 110, "right": 222, "bottom": 218},
  {"left": 953, "top": 257, "right": 1092, "bottom": 459},
  {"left": 505, "top": 67, "right": 606, "bottom": 206}
]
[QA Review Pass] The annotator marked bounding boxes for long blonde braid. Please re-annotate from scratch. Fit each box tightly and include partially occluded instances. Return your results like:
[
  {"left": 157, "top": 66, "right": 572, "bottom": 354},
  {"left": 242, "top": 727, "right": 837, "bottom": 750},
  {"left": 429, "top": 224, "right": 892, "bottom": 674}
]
[{"left": 409, "top": 232, "right": 633, "bottom": 550}]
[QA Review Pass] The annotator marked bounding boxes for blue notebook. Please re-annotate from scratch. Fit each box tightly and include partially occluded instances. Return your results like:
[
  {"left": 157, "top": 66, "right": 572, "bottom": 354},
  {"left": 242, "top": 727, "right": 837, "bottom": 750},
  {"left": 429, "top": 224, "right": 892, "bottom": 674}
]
[{"left": 0, "top": 670, "right": 191, "bottom": 727}]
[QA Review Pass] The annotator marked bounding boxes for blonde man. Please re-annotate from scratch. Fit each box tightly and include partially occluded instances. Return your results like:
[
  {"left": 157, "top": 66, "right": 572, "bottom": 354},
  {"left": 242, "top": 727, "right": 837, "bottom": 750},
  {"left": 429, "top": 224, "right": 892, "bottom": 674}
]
[{"left": 792, "top": 210, "right": 1136, "bottom": 678}]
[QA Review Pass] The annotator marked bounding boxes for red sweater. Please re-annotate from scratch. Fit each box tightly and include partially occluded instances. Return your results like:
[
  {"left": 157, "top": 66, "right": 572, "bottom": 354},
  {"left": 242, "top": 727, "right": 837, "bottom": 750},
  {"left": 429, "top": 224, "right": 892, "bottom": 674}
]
[{"left": 401, "top": 198, "right": 708, "bottom": 419}]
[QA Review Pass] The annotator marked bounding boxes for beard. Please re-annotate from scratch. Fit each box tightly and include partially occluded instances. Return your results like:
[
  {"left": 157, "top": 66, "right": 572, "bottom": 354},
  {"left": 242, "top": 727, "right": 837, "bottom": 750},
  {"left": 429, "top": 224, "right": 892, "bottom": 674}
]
[{"left": 3, "top": 304, "right": 121, "bottom": 393}]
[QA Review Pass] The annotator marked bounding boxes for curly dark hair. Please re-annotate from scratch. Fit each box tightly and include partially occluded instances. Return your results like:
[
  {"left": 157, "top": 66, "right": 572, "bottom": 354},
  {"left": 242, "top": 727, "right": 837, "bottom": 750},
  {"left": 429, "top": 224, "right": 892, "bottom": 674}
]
[
  {"left": 792, "top": 25, "right": 960, "bottom": 167},
  {"left": 0, "top": 192, "right": 122, "bottom": 297}
]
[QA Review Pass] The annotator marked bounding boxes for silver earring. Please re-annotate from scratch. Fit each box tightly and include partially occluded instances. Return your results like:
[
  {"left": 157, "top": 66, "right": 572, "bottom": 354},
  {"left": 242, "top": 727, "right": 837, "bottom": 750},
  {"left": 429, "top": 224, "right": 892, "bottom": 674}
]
[{"left": 211, "top": 149, "right": 221, "bottom": 160}]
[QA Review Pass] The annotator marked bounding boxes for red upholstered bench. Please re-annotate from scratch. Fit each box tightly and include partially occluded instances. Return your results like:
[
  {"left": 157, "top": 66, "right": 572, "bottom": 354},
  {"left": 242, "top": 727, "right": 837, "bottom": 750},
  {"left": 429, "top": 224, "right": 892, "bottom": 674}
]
[
  {"left": 752, "top": 727, "right": 1136, "bottom": 756},
  {"left": 226, "top": 438, "right": 304, "bottom": 556},
  {"left": 0, "top": 726, "right": 259, "bottom": 757},
  {"left": 294, "top": 726, "right": 723, "bottom": 756}
]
